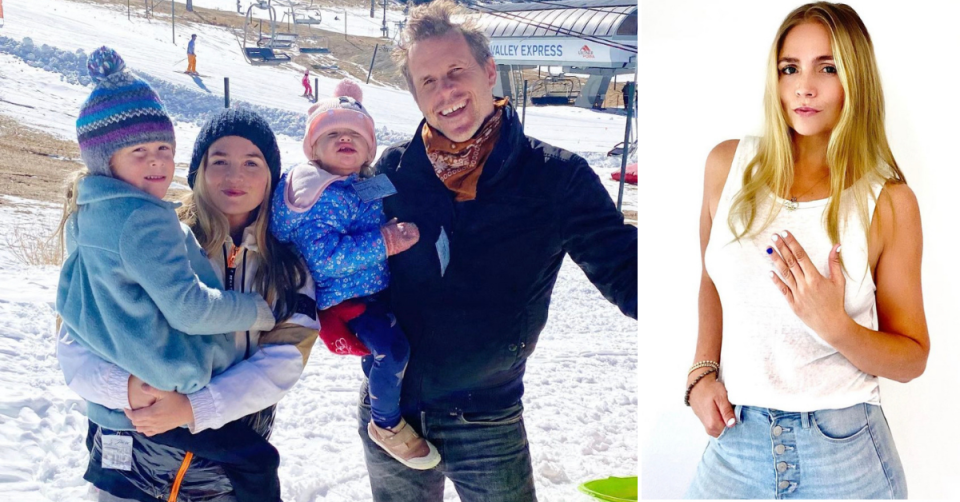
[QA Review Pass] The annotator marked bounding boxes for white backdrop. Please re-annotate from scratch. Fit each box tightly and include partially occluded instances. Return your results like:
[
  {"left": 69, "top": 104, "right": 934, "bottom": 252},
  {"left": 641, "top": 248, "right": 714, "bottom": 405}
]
[{"left": 637, "top": 0, "right": 960, "bottom": 498}]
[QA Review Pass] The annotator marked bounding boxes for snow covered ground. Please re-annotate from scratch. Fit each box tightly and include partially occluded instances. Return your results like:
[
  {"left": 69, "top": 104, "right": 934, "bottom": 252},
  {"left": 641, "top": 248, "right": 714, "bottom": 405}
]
[
  {"left": 0, "top": 197, "right": 636, "bottom": 502},
  {"left": 0, "top": 0, "right": 638, "bottom": 500}
]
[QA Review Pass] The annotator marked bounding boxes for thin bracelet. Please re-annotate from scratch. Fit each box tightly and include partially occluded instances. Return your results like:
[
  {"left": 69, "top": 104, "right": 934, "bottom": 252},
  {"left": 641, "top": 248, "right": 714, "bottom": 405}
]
[
  {"left": 684, "top": 367, "right": 718, "bottom": 407},
  {"left": 688, "top": 360, "right": 719, "bottom": 375}
]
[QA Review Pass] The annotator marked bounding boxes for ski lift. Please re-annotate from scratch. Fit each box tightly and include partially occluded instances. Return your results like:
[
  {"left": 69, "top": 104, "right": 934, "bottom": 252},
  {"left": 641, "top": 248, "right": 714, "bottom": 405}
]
[
  {"left": 290, "top": 5, "right": 322, "bottom": 25},
  {"left": 298, "top": 35, "right": 330, "bottom": 54},
  {"left": 608, "top": 114, "right": 638, "bottom": 157},
  {"left": 529, "top": 75, "right": 581, "bottom": 106},
  {"left": 607, "top": 141, "right": 637, "bottom": 157},
  {"left": 277, "top": 3, "right": 330, "bottom": 54},
  {"left": 259, "top": 31, "right": 299, "bottom": 49},
  {"left": 242, "top": 1, "right": 292, "bottom": 65}
]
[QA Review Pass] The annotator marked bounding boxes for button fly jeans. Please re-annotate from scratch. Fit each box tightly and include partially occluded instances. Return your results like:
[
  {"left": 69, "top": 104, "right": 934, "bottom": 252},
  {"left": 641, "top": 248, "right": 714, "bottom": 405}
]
[
  {"left": 356, "top": 380, "right": 537, "bottom": 502},
  {"left": 686, "top": 403, "right": 906, "bottom": 499}
]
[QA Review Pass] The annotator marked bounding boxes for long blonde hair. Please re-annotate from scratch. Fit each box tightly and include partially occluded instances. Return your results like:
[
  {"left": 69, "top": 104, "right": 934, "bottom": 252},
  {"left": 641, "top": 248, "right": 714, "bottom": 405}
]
[
  {"left": 55, "top": 170, "right": 91, "bottom": 262},
  {"left": 178, "top": 153, "right": 307, "bottom": 323},
  {"left": 728, "top": 2, "right": 905, "bottom": 243}
]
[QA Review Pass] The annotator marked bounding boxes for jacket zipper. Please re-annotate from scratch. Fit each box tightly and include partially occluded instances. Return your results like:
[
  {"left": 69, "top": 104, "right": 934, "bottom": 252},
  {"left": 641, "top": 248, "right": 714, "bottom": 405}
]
[
  {"left": 223, "top": 244, "right": 251, "bottom": 360},
  {"left": 241, "top": 250, "right": 251, "bottom": 360}
]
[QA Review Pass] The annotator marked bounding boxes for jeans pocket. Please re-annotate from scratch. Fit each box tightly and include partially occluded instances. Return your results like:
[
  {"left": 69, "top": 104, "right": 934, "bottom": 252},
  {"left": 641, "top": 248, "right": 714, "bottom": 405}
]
[
  {"left": 357, "top": 380, "right": 372, "bottom": 429},
  {"left": 458, "top": 403, "right": 524, "bottom": 426},
  {"left": 812, "top": 404, "right": 869, "bottom": 443},
  {"left": 714, "top": 426, "right": 729, "bottom": 442},
  {"left": 358, "top": 378, "right": 372, "bottom": 407}
]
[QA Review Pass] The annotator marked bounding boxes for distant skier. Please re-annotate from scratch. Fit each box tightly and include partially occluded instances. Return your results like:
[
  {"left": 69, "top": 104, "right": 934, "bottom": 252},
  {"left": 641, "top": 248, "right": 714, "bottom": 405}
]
[
  {"left": 302, "top": 69, "right": 313, "bottom": 98},
  {"left": 186, "top": 33, "right": 198, "bottom": 75}
]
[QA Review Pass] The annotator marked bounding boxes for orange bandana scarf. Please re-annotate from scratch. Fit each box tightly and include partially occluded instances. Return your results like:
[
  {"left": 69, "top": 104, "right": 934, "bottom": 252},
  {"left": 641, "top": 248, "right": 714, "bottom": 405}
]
[{"left": 422, "top": 98, "right": 508, "bottom": 202}]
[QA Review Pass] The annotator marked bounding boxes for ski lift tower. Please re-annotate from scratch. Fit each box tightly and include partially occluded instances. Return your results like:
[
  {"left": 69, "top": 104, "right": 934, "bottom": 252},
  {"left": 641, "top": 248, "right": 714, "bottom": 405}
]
[{"left": 380, "top": 0, "right": 389, "bottom": 39}]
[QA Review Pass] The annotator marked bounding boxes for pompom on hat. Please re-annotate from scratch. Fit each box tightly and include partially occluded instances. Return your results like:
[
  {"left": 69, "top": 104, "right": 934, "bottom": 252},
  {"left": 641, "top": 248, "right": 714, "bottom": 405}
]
[
  {"left": 303, "top": 79, "right": 377, "bottom": 164},
  {"left": 188, "top": 108, "right": 282, "bottom": 189},
  {"left": 76, "top": 47, "right": 176, "bottom": 176}
]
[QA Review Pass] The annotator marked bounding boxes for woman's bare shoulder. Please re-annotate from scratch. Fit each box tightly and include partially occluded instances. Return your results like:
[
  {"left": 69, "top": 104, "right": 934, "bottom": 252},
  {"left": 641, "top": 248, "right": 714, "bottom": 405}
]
[
  {"left": 877, "top": 180, "right": 921, "bottom": 232},
  {"left": 703, "top": 139, "right": 740, "bottom": 197},
  {"left": 879, "top": 181, "right": 919, "bottom": 209}
]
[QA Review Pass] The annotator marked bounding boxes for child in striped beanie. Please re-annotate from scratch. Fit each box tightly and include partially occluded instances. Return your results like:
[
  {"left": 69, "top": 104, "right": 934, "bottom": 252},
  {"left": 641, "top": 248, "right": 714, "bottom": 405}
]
[
  {"left": 271, "top": 79, "right": 440, "bottom": 470},
  {"left": 76, "top": 46, "right": 177, "bottom": 178},
  {"left": 57, "top": 47, "right": 282, "bottom": 502}
]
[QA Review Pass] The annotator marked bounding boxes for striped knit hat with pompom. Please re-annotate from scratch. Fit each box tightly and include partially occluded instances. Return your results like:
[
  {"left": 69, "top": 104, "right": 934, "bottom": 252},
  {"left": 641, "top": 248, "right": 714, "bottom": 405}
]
[
  {"left": 76, "top": 46, "right": 176, "bottom": 176},
  {"left": 303, "top": 79, "right": 377, "bottom": 164}
]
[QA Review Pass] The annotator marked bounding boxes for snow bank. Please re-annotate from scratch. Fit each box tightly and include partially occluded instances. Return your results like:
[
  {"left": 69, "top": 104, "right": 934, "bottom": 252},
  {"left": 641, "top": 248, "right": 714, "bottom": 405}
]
[{"left": 0, "top": 35, "right": 410, "bottom": 148}]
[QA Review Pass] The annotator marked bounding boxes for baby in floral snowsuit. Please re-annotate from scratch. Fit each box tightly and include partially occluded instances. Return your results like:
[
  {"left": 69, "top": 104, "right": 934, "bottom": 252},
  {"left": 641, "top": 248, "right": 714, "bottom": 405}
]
[{"left": 270, "top": 80, "right": 440, "bottom": 470}]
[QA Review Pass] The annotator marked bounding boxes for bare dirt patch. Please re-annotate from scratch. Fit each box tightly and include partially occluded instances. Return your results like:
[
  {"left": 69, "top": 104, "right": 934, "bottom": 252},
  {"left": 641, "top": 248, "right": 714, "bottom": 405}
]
[
  {"left": 0, "top": 115, "right": 188, "bottom": 204},
  {"left": 0, "top": 115, "right": 82, "bottom": 204}
]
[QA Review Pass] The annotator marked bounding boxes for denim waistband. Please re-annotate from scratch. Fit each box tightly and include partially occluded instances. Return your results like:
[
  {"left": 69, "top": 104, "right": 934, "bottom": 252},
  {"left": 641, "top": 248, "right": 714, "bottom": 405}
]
[{"left": 734, "top": 402, "right": 876, "bottom": 428}]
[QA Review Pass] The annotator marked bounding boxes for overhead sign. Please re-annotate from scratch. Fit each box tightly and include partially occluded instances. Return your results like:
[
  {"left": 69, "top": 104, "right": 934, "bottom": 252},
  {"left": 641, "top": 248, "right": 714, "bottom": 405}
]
[{"left": 488, "top": 37, "right": 635, "bottom": 68}]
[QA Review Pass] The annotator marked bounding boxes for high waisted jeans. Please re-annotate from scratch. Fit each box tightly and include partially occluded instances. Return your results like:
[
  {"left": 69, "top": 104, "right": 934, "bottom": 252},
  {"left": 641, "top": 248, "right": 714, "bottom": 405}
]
[{"left": 686, "top": 403, "right": 906, "bottom": 499}]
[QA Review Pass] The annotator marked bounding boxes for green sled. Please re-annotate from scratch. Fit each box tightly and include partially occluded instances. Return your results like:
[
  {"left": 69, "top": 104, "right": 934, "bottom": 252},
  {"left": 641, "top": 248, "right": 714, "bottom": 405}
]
[{"left": 578, "top": 476, "right": 638, "bottom": 502}]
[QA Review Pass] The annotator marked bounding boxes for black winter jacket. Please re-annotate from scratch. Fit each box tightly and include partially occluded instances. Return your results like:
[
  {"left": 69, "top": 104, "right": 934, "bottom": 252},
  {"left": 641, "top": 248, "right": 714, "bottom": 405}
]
[
  {"left": 375, "top": 104, "right": 637, "bottom": 415},
  {"left": 83, "top": 407, "right": 275, "bottom": 502}
]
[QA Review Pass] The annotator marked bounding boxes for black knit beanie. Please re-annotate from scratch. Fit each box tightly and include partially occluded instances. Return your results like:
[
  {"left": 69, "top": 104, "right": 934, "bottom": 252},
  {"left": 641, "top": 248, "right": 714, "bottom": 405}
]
[{"left": 188, "top": 108, "right": 282, "bottom": 189}]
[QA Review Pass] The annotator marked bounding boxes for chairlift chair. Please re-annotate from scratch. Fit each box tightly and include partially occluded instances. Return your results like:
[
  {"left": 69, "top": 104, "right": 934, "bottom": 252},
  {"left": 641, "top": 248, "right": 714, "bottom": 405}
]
[
  {"left": 242, "top": 1, "right": 292, "bottom": 65},
  {"left": 607, "top": 141, "right": 637, "bottom": 157},
  {"left": 292, "top": 5, "right": 322, "bottom": 25},
  {"left": 258, "top": 32, "right": 299, "bottom": 49},
  {"left": 298, "top": 35, "right": 330, "bottom": 54},
  {"left": 530, "top": 75, "right": 581, "bottom": 106},
  {"left": 281, "top": 4, "right": 329, "bottom": 54},
  {"left": 608, "top": 116, "right": 638, "bottom": 157}
]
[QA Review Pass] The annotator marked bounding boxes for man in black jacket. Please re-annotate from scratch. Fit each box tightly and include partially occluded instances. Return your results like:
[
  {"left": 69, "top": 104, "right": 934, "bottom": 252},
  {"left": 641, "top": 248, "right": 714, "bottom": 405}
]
[{"left": 356, "top": 1, "right": 637, "bottom": 500}]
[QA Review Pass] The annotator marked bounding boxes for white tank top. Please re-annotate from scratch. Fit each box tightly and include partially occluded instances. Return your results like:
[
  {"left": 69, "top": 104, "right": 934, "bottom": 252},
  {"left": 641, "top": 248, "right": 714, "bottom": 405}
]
[{"left": 704, "top": 136, "right": 884, "bottom": 411}]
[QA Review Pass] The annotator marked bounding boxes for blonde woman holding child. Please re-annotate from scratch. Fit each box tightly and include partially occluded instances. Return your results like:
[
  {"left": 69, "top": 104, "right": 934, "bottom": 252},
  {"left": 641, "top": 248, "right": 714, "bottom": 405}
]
[
  {"left": 686, "top": 3, "right": 929, "bottom": 499},
  {"left": 57, "top": 47, "right": 319, "bottom": 502}
]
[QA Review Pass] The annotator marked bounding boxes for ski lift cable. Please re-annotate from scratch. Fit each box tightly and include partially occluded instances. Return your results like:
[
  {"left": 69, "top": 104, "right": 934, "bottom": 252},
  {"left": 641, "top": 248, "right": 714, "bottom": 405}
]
[
  {"left": 463, "top": 3, "right": 637, "bottom": 54},
  {"left": 479, "top": 0, "right": 638, "bottom": 18},
  {"left": 283, "top": 0, "right": 400, "bottom": 29}
]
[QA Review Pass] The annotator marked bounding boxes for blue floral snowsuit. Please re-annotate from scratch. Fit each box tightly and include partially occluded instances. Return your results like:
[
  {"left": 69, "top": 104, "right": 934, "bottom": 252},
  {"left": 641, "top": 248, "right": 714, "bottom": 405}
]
[{"left": 271, "top": 164, "right": 408, "bottom": 428}]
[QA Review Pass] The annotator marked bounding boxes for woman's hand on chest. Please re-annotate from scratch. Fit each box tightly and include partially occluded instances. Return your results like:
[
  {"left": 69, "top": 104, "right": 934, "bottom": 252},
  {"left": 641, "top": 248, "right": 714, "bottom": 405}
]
[{"left": 767, "top": 229, "right": 854, "bottom": 343}]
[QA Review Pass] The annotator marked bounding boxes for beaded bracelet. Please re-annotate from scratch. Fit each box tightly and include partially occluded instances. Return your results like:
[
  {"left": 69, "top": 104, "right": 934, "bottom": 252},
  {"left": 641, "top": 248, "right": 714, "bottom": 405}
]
[
  {"left": 684, "top": 367, "right": 718, "bottom": 407},
  {"left": 688, "top": 360, "right": 719, "bottom": 375}
]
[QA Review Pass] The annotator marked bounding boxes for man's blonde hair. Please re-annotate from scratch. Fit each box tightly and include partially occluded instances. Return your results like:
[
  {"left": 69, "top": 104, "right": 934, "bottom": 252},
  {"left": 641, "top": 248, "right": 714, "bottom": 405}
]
[{"left": 393, "top": 0, "right": 492, "bottom": 95}]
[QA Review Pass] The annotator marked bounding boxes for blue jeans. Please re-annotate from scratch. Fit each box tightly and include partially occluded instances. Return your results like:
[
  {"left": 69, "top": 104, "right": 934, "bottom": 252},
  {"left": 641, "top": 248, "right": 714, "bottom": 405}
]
[
  {"left": 356, "top": 381, "right": 537, "bottom": 502},
  {"left": 352, "top": 297, "right": 410, "bottom": 429},
  {"left": 686, "top": 403, "right": 906, "bottom": 499}
]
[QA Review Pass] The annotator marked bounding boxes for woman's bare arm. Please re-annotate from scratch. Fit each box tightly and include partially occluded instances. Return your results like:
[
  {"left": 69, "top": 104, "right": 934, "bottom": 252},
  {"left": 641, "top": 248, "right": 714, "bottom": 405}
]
[
  {"left": 688, "top": 140, "right": 738, "bottom": 437},
  {"left": 767, "top": 183, "right": 929, "bottom": 382}
]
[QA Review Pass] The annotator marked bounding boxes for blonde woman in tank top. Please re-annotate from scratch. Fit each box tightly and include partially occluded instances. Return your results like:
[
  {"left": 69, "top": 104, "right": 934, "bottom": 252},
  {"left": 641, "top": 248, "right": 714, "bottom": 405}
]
[{"left": 685, "top": 3, "right": 929, "bottom": 499}]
